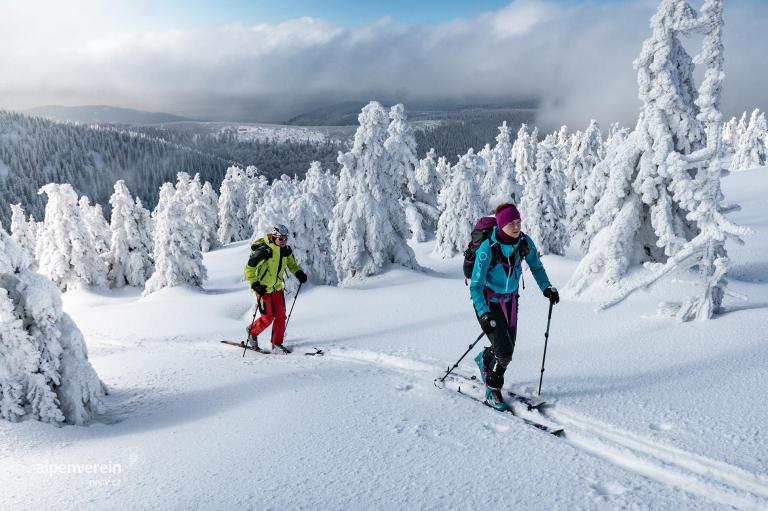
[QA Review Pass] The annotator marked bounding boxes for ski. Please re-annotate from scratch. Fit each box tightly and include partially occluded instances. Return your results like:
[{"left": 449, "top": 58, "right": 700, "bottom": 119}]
[
  {"left": 220, "top": 340, "right": 324, "bottom": 357},
  {"left": 443, "top": 373, "right": 548, "bottom": 410},
  {"left": 453, "top": 386, "right": 564, "bottom": 437},
  {"left": 220, "top": 340, "right": 271, "bottom": 354}
]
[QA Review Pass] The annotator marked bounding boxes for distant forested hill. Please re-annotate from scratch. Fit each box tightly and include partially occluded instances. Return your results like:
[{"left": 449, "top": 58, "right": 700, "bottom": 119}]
[{"left": 0, "top": 111, "right": 343, "bottom": 227}]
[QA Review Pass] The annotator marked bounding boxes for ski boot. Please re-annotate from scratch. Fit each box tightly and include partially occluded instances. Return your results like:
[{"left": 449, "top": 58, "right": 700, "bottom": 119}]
[
  {"left": 485, "top": 387, "right": 510, "bottom": 411},
  {"left": 474, "top": 352, "right": 487, "bottom": 384},
  {"left": 272, "top": 343, "right": 292, "bottom": 354}
]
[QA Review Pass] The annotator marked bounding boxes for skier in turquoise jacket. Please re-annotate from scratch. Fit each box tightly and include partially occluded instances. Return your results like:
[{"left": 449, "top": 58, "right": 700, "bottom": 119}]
[{"left": 470, "top": 203, "right": 559, "bottom": 411}]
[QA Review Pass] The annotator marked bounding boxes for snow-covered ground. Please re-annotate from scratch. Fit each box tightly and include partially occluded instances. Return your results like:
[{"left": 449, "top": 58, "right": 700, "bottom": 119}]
[{"left": 2, "top": 169, "right": 767, "bottom": 510}]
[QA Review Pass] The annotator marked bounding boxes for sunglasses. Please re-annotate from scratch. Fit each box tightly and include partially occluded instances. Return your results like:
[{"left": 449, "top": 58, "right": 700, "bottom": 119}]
[{"left": 274, "top": 235, "right": 288, "bottom": 241}]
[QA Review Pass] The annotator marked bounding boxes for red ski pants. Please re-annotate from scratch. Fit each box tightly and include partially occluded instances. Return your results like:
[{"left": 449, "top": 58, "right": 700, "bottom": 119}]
[{"left": 248, "top": 290, "right": 287, "bottom": 345}]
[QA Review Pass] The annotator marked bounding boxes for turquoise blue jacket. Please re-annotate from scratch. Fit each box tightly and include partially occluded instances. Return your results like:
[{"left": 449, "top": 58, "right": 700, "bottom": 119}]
[{"left": 470, "top": 228, "right": 551, "bottom": 316}]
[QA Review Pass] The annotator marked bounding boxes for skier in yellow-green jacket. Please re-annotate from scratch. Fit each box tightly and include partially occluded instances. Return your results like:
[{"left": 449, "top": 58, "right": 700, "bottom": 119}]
[{"left": 244, "top": 225, "right": 307, "bottom": 351}]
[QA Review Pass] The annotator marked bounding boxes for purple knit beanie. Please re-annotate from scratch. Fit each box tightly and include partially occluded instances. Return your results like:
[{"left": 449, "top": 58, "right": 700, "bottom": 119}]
[{"left": 496, "top": 204, "right": 521, "bottom": 229}]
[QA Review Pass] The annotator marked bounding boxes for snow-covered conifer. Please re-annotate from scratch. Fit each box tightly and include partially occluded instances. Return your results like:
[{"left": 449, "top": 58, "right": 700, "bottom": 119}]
[
  {"left": 10, "top": 203, "right": 37, "bottom": 267},
  {"left": 330, "top": 101, "right": 418, "bottom": 282},
  {"left": 521, "top": 135, "right": 568, "bottom": 255},
  {"left": 78, "top": 196, "right": 111, "bottom": 267},
  {"left": 483, "top": 121, "right": 523, "bottom": 210},
  {"left": 386, "top": 105, "right": 438, "bottom": 241},
  {"left": 144, "top": 195, "right": 207, "bottom": 295},
  {"left": 512, "top": 124, "right": 537, "bottom": 188},
  {"left": 246, "top": 173, "right": 269, "bottom": 236},
  {"left": 36, "top": 184, "right": 107, "bottom": 290},
  {"left": 565, "top": 120, "right": 604, "bottom": 237},
  {"left": 217, "top": 165, "right": 250, "bottom": 244},
  {"left": 0, "top": 228, "right": 106, "bottom": 425},
  {"left": 108, "top": 181, "right": 153, "bottom": 287},
  {"left": 289, "top": 162, "right": 337, "bottom": 285},
  {"left": 434, "top": 149, "right": 486, "bottom": 258},
  {"left": 731, "top": 109, "right": 768, "bottom": 171}
]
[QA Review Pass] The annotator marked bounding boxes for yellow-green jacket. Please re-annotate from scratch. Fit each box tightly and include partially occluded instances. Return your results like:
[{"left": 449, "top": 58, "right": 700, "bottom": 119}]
[{"left": 243, "top": 235, "right": 301, "bottom": 293}]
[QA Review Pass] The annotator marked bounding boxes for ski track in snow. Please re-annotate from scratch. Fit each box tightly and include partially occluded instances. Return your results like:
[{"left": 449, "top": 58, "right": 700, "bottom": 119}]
[{"left": 327, "top": 347, "right": 768, "bottom": 510}]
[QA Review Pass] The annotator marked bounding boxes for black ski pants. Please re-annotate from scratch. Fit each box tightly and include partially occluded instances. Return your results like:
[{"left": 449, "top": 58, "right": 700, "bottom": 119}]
[{"left": 476, "top": 299, "right": 518, "bottom": 389}]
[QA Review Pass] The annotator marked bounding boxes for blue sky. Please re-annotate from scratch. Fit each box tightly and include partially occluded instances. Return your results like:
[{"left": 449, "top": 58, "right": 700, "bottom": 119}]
[
  {"left": 134, "top": 0, "right": 622, "bottom": 29},
  {"left": 1, "top": 0, "right": 765, "bottom": 126}
]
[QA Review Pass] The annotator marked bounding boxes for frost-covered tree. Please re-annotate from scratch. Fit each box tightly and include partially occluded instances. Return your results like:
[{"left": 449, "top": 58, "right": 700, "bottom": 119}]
[
  {"left": 246, "top": 173, "right": 270, "bottom": 236},
  {"left": 512, "top": 124, "right": 537, "bottom": 188},
  {"left": 434, "top": 149, "right": 486, "bottom": 258},
  {"left": 731, "top": 109, "right": 768, "bottom": 171},
  {"left": 253, "top": 174, "right": 300, "bottom": 238},
  {"left": 415, "top": 148, "right": 441, "bottom": 201},
  {"left": 144, "top": 195, "right": 207, "bottom": 295},
  {"left": 217, "top": 165, "right": 250, "bottom": 244},
  {"left": 483, "top": 121, "right": 523, "bottom": 210},
  {"left": 0, "top": 228, "right": 106, "bottom": 425},
  {"left": 567, "top": 0, "right": 708, "bottom": 294},
  {"left": 597, "top": 0, "right": 751, "bottom": 321},
  {"left": 330, "top": 101, "right": 418, "bottom": 282},
  {"left": 184, "top": 174, "right": 219, "bottom": 253},
  {"left": 36, "top": 184, "right": 107, "bottom": 290},
  {"left": 153, "top": 182, "right": 176, "bottom": 219},
  {"left": 579, "top": 126, "right": 630, "bottom": 251},
  {"left": 385, "top": 104, "right": 438, "bottom": 241},
  {"left": 565, "top": 120, "right": 604, "bottom": 237},
  {"left": 108, "top": 181, "right": 153, "bottom": 287},
  {"left": 721, "top": 115, "right": 740, "bottom": 153},
  {"left": 10, "top": 203, "right": 37, "bottom": 267},
  {"left": 78, "top": 196, "right": 111, "bottom": 268},
  {"left": 521, "top": 135, "right": 568, "bottom": 255},
  {"left": 289, "top": 162, "right": 337, "bottom": 285}
]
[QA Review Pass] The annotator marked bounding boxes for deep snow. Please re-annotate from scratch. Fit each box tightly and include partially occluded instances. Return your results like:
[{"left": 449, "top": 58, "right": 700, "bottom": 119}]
[{"left": 1, "top": 169, "right": 767, "bottom": 510}]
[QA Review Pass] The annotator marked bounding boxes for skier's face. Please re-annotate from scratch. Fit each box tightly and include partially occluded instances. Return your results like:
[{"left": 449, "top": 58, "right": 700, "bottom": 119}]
[
  {"left": 274, "top": 235, "right": 288, "bottom": 247},
  {"left": 502, "top": 219, "right": 521, "bottom": 238}
]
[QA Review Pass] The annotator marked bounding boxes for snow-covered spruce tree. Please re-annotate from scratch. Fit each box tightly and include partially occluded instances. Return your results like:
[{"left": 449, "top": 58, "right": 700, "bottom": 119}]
[
  {"left": 731, "top": 109, "right": 768, "bottom": 171},
  {"left": 253, "top": 174, "right": 300, "bottom": 238},
  {"left": 183, "top": 174, "right": 219, "bottom": 253},
  {"left": 78, "top": 196, "right": 111, "bottom": 269},
  {"left": 579, "top": 126, "right": 630, "bottom": 251},
  {"left": 434, "top": 148, "right": 486, "bottom": 258},
  {"left": 330, "top": 101, "right": 418, "bottom": 282},
  {"left": 721, "top": 115, "right": 739, "bottom": 153},
  {"left": 0, "top": 228, "right": 106, "bottom": 425},
  {"left": 36, "top": 184, "right": 107, "bottom": 291},
  {"left": 153, "top": 182, "right": 176, "bottom": 219},
  {"left": 288, "top": 162, "right": 338, "bottom": 285},
  {"left": 567, "top": 0, "right": 708, "bottom": 294},
  {"left": 217, "top": 165, "right": 250, "bottom": 244},
  {"left": 483, "top": 121, "right": 523, "bottom": 210},
  {"left": 144, "top": 194, "right": 207, "bottom": 296},
  {"left": 133, "top": 198, "right": 154, "bottom": 277},
  {"left": 599, "top": 0, "right": 751, "bottom": 321},
  {"left": 415, "top": 148, "right": 441, "bottom": 204},
  {"left": 10, "top": 203, "right": 37, "bottom": 268},
  {"left": 246, "top": 173, "right": 269, "bottom": 236},
  {"left": 521, "top": 134, "right": 568, "bottom": 255},
  {"left": 565, "top": 120, "right": 604, "bottom": 237},
  {"left": 386, "top": 104, "right": 438, "bottom": 241},
  {"left": 108, "top": 181, "right": 153, "bottom": 287},
  {"left": 201, "top": 181, "right": 220, "bottom": 239},
  {"left": 512, "top": 124, "right": 537, "bottom": 189}
]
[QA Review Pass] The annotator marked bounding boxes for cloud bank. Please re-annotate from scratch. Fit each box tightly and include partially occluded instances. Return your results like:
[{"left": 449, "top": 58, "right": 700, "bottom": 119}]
[{"left": 1, "top": 0, "right": 766, "bottom": 128}]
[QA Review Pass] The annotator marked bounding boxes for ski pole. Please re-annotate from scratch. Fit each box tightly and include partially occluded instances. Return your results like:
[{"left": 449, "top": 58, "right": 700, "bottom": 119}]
[
  {"left": 435, "top": 331, "right": 485, "bottom": 386},
  {"left": 243, "top": 304, "right": 259, "bottom": 358},
  {"left": 537, "top": 301, "right": 555, "bottom": 396},
  {"left": 283, "top": 282, "right": 303, "bottom": 336}
]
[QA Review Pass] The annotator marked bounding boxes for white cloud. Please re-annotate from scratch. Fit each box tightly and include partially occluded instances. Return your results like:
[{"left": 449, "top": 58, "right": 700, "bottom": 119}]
[{"left": 1, "top": 0, "right": 765, "bottom": 129}]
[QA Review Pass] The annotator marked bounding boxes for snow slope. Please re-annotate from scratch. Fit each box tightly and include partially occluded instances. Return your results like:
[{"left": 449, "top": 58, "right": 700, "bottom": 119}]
[{"left": 2, "top": 169, "right": 767, "bottom": 510}]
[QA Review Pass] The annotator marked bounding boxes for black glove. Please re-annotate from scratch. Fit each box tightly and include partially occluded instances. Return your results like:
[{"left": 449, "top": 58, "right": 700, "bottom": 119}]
[
  {"left": 251, "top": 281, "right": 267, "bottom": 295},
  {"left": 295, "top": 270, "right": 308, "bottom": 284},
  {"left": 478, "top": 313, "right": 497, "bottom": 335},
  {"left": 543, "top": 287, "right": 560, "bottom": 305}
]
